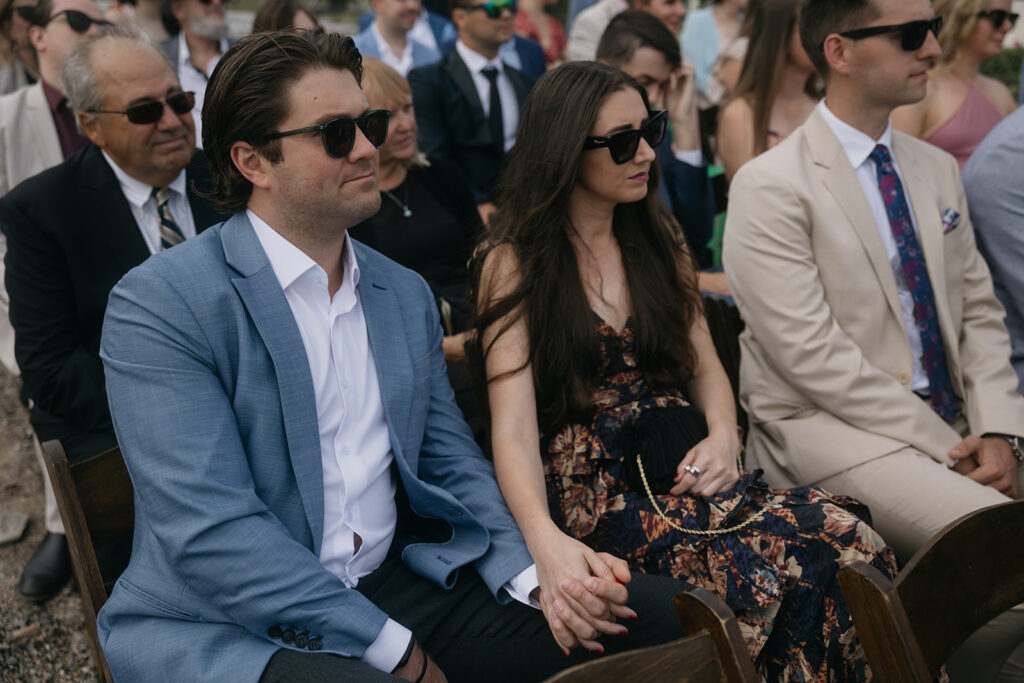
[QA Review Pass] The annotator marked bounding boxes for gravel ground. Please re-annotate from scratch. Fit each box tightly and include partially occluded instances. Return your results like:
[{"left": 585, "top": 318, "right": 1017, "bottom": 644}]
[{"left": 0, "top": 367, "right": 98, "bottom": 683}]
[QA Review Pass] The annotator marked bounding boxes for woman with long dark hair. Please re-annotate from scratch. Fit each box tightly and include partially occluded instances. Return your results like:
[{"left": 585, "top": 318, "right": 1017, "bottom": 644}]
[
  {"left": 476, "top": 60, "right": 898, "bottom": 680},
  {"left": 716, "top": 0, "right": 819, "bottom": 182}
]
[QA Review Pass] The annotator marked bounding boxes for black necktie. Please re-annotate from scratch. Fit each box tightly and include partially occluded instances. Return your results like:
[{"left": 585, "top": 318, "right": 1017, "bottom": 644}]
[{"left": 481, "top": 66, "right": 504, "bottom": 154}]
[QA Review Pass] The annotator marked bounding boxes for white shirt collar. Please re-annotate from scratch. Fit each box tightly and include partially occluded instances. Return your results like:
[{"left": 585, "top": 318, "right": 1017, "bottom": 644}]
[
  {"left": 455, "top": 39, "right": 503, "bottom": 74},
  {"left": 246, "top": 208, "right": 360, "bottom": 294},
  {"left": 177, "top": 32, "right": 230, "bottom": 74},
  {"left": 371, "top": 20, "right": 414, "bottom": 68},
  {"left": 101, "top": 149, "right": 187, "bottom": 209},
  {"left": 818, "top": 99, "right": 894, "bottom": 170}
]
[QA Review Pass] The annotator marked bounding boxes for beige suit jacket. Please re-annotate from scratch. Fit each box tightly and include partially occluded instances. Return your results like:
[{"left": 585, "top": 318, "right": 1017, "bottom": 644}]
[
  {"left": 567, "top": 0, "right": 625, "bottom": 61},
  {"left": 0, "top": 82, "right": 64, "bottom": 374},
  {"left": 723, "top": 107, "right": 1024, "bottom": 485}
]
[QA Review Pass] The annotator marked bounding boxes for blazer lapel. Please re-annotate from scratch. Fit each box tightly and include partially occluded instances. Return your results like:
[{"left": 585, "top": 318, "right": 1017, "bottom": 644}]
[
  {"left": 25, "top": 85, "right": 63, "bottom": 167},
  {"left": 446, "top": 52, "right": 486, "bottom": 127},
  {"left": 351, "top": 241, "right": 413, "bottom": 467},
  {"left": 805, "top": 111, "right": 905, "bottom": 327},
  {"left": 79, "top": 146, "right": 152, "bottom": 272},
  {"left": 505, "top": 65, "right": 533, "bottom": 108},
  {"left": 222, "top": 214, "right": 326, "bottom": 550}
]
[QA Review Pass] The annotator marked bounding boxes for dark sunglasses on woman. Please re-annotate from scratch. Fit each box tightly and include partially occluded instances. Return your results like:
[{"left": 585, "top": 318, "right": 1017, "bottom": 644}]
[
  {"left": 582, "top": 109, "right": 667, "bottom": 165},
  {"left": 977, "top": 9, "right": 1019, "bottom": 28},
  {"left": 458, "top": 0, "right": 517, "bottom": 19},
  {"left": 838, "top": 16, "right": 943, "bottom": 51},
  {"left": 40, "top": 9, "right": 113, "bottom": 32},
  {"left": 87, "top": 91, "right": 196, "bottom": 125},
  {"left": 265, "top": 109, "right": 391, "bottom": 159}
]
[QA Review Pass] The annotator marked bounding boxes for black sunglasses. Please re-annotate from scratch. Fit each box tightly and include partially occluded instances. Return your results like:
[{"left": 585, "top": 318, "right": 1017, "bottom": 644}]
[
  {"left": 582, "top": 109, "right": 667, "bottom": 164},
  {"left": 977, "top": 9, "right": 1018, "bottom": 28},
  {"left": 457, "top": 0, "right": 517, "bottom": 19},
  {"left": 838, "top": 16, "right": 943, "bottom": 51},
  {"left": 265, "top": 110, "right": 391, "bottom": 159},
  {"left": 43, "top": 9, "right": 112, "bottom": 32},
  {"left": 87, "top": 91, "right": 196, "bottom": 125}
]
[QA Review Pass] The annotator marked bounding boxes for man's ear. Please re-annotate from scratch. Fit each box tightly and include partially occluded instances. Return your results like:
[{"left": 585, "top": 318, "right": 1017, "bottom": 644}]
[
  {"left": 230, "top": 140, "right": 273, "bottom": 191},
  {"left": 822, "top": 33, "right": 851, "bottom": 77},
  {"left": 27, "top": 24, "right": 45, "bottom": 54},
  {"left": 77, "top": 111, "right": 104, "bottom": 147}
]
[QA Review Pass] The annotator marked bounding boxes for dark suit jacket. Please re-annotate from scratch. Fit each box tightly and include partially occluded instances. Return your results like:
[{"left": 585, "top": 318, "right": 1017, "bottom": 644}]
[
  {"left": 657, "top": 134, "right": 715, "bottom": 268},
  {"left": 408, "top": 50, "right": 535, "bottom": 203},
  {"left": 0, "top": 144, "right": 226, "bottom": 460}
]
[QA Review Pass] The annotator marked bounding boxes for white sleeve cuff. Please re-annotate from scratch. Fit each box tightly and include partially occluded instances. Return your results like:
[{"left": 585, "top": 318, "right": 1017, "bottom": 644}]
[
  {"left": 361, "top": 618, "right": 413, "bottom": 673},
  {"left": 504, "top": 563, "right": 541, "bottom": 608},
  {"left": 672, "top": 148, "right": 704, "bottom": 167}
]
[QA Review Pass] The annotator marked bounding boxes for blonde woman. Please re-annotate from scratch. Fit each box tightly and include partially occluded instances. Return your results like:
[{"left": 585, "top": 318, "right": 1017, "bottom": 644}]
[{"left": 893, "top": 0, "right": 1017, "bottom": 170}]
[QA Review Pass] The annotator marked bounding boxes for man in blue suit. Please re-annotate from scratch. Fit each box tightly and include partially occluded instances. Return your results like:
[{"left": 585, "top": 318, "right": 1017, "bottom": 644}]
[
  {"left": 353, "top": 0, "right": 442, "bottom": 76},
  {"left": 97, "top": 30, "right": 690, "bottom": 681}
]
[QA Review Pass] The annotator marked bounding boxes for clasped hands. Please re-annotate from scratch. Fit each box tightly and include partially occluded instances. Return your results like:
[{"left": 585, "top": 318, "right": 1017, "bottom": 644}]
[{"left": 950, "top": 435, "right": 1019, "bottom": 497}]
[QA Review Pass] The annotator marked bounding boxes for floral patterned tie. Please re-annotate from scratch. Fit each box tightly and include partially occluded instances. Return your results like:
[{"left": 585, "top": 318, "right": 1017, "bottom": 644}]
[{"left": 869, "top": 144, "right": 957, "bottom": 422}]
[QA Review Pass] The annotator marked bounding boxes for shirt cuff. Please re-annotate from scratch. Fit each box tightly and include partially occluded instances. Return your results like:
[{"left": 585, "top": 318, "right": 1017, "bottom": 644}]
[
  {"left": 672, "top": 147, "right": 704, "bottom": 167},
  {"left": 504, "top": 563, "right": 541, "bottom": 608},
  {"left": 361, "top": 618, "right": 413, "bottom": 673}
]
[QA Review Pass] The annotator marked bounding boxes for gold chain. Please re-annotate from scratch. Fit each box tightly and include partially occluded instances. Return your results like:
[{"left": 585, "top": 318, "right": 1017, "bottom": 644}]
[{"left": 636, "top": 455, "right": 770, "bottom": 536}]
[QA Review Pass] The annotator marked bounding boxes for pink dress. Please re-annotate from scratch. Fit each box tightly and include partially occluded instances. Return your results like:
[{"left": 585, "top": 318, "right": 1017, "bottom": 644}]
[
  {"left": 924, "top": 84, "right": 1004, "bottom": 171},
  {"left": 514, "top": 12, "right": 566, "bottom": 66}
]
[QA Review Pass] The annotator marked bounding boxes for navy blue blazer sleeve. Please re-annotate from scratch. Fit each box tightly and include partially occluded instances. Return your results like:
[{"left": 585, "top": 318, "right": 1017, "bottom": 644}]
[
  {"left": 658, "top": 143, "right": 715, "bottom": 258},
  {"left": 408, "top": 65, "right": 454, "bottom": 163}
]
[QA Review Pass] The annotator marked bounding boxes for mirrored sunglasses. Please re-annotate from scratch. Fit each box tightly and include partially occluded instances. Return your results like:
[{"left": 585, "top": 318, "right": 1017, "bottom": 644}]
[
  {"left": 977, "top": 9, "right": 1019, "bottom": 28},
  {"left": 87, "top": 91, "right": 196, "bottom": 125},
  {"left": 582, "top": 109, "right": 667, "bottom": 165},
  {"left": 838, "top": 16, "right": 943, "bottom": 52},
  {"left": 265, "top": 110, "right": 391, "bottom": 159},
  {"left": 44, "top": 9, "right": 113, "bottom": 32},
  {"left": 459, "top": 0, "right": 517, "bottom": 19}
]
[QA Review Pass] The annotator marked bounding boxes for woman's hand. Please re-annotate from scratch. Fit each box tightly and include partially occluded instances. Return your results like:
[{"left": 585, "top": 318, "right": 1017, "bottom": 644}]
[
  {"left": 669, "top": 428, "right": 741, "bottom": 497},
  {"left": 527, "top": 525, "right": 637, "bottom": 654}
]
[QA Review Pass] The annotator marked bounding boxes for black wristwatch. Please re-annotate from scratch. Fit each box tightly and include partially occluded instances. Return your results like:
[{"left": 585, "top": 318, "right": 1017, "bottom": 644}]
[{"left": 984, "top": 433, "right": 1024, "bottom": 463}]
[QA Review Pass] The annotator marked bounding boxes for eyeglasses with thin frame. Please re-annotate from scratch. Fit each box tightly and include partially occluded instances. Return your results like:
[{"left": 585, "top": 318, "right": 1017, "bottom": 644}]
[
  {"left": 265, "top": 109, "right": 391, "bottom": 159},
  {"left": 837, "top": 16, "right": 943, "bottom": 51},
  {"left": 86, "top": 91, "right": 196, "bottom": 125},
  {"left": 582, "top": 109, "right": 667, "bottom": 165},
  {"left": 977, "top": 9, "right": 1019, "bottom": 29},
  {"left": 457, "top": 0, "right": 517, "bottom": 19},
  {"left": 39, "top": 9, "right": 113, "bottom": 32}
]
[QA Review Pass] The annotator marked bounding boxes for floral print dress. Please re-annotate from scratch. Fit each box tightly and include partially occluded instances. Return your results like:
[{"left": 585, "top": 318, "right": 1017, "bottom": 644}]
[{"left": 541, "top": 316, "right": 901, "bottom": 681}]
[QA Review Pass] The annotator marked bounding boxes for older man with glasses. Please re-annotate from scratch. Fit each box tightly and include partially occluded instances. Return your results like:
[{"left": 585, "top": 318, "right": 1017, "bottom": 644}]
[
  {"left": 408, "top": 0, "right": 534, "bottom": 223},
  {"left": 0, "top": 26, "right": 225, "bottom": 601},
  {"left": 0, "top": 0, "right": 108, "bottom": 603}
]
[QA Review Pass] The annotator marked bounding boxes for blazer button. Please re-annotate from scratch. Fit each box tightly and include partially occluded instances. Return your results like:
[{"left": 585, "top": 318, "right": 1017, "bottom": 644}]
[
  {"left": 294, "top": 631, "right": 309, "bottom": 648},
  {"left": 307, "top": 637, "right": 323, "bottom": 651},
  {"left": 281, "top": 627, "right": 296, "bottom": 644},
  {"left": 897, "top": 371, "right": 911, "bottom": 385},
  {"left": 267, "top": 624, "right": 282, "bottom": 639}
]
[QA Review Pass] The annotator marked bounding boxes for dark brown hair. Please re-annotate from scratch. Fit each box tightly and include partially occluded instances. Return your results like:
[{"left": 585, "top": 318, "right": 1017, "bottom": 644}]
[
  {"left": 799, "top": 0, "right": 878, "bottom": 78},
  {"left": 251, "top": 0, "right": 320, "bottom": 33},
  {"left": 475, "top": 61, "right": 701, "bottom": 433},
  {"left": 596, "top": 9, "right": 682, "bottom": 70},
  {"left": 202, "top": 30, "right": 363, "bottom": 213}
]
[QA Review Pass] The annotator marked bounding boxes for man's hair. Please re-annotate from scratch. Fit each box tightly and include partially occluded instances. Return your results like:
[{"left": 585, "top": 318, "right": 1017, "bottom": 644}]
[
  {"left": 799, "top": 0, "right": 879, "bottom": 78},
  {"left": 26, "top": 0, "right": 52, "bottom": 26},
  {"left": 596, "top": 9, "right": 682, "bottom": 70},
  {"left": 202, "top": 30, "right": 363, "bottom": 214},
  {"left": 62, "top": 26, "right": 151, "bottom": 119},
  {"left": 160, "top": 0, "right": 180, "bottom": 36}
]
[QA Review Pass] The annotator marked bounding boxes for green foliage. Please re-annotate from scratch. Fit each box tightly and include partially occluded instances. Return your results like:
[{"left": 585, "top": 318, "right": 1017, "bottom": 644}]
[{"left": 981, "top": 47, "right": 1023, "bottom": 102}]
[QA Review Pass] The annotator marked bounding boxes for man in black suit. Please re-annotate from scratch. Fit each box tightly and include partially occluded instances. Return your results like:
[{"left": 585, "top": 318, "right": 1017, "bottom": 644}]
[
  {"left": 0, "top": 28, "right": 226, "bottom": 602},
  {"left": 408, "top": 0, "right": 535, "bottom": 221}
]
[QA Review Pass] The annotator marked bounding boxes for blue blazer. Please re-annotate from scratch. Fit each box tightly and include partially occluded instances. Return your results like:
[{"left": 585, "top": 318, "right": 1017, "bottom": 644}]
[
  {"left": 96, "top": 213, "right": 533, "bottom": 681},
  {"left": 353, "top": 25, "right": 442, "bottom": 71},
  {"left": 358, "top": 10, "right": 456, "bottom": 52}
]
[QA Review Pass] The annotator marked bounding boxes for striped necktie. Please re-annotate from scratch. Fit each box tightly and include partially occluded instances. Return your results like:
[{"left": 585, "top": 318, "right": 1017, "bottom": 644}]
[
  {"left": 869, "top": 144, "right": 958, "bottom": 422},
  {"left": 153, "top": 187, "right": 185, "bottom": 250}
]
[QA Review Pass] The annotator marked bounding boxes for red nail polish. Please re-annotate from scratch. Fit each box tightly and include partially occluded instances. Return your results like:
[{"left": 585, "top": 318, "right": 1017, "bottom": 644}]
[
  {"left": 629, "top": 614, "right": 638, "bottom": 620},
  {"left": 562, "top": 648, "right": 570, "bottom": 657},
  {"left": 615, "top": 579, "right": 623, "bottom": 584},
  {"left": 619, "top": 627, "right": 628, "bottom": 635},
  {"left": 595, "top": 647, "right": 605, "bottom": 654}
]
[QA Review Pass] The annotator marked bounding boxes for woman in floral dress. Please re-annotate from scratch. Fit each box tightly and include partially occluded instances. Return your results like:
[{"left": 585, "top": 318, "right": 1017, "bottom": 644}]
[{"left": 475, "top": 61, "right": 899, "bottom": 681}]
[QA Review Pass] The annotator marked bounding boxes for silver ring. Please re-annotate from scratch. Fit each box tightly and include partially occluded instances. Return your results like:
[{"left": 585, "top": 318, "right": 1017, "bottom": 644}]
[{"left": 683, "top": 464, "right": 702, "bottom": 478}]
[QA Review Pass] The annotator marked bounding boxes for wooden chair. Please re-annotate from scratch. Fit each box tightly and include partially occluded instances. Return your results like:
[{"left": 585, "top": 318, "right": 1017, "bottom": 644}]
[
  {"left": 838, "top": 499, "right": 1024, "bottom": 682},
  {"left": 544, "top": 586, "right": 759, "bottom": 683},
  {"left": 42, "top": 440, "right": 134, "bottom": 683}
]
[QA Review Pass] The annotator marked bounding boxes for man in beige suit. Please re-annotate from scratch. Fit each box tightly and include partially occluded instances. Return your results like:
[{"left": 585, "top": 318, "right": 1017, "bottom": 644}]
[
  {"left": 723, "top": 0, "right": 1024, "bottom": 678},
  {"left": 0, "top": 0, "right": 106, "bottom": 603}
]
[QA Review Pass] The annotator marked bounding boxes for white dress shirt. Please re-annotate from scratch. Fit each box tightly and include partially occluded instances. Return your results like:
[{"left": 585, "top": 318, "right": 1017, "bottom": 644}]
[
  {"left": 176, "top": 33, "right": 229, "bottom": 150},
  {"left": 248, "top": 210, "right": 539, "bottom": 673},
  {"left": 371, "top": 21, "right": 415, "bottom": 76},
  {"left": 818, "top": 100, "right": 928, "bottom": 392},
  {"left": 455, "top": 40, "right": 519, "bottom": 152},
  {"left": 102, "top": 150, "right": 196, "bottom": 254}
]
